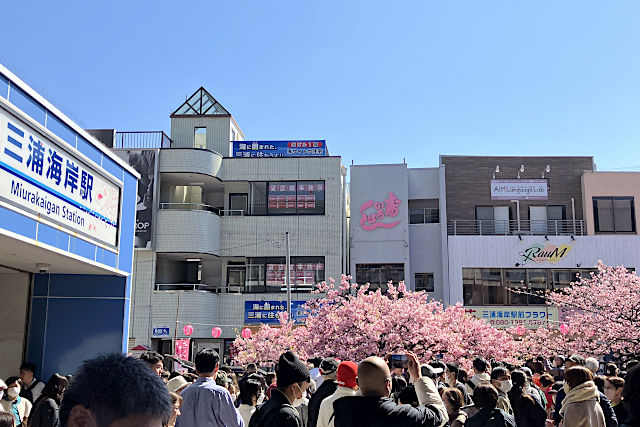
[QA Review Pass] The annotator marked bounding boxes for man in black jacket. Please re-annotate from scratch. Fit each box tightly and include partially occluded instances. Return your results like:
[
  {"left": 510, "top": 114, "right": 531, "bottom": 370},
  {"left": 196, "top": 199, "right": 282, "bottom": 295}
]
[
  {"left": 333, "top": 352, "right": 447, "bottom": 427},
  {"left": 307, "top": 358, "right": 339, "bottom": 427},
  {"left": 249, "top": 351, "right": 310, "bottom": 427}
]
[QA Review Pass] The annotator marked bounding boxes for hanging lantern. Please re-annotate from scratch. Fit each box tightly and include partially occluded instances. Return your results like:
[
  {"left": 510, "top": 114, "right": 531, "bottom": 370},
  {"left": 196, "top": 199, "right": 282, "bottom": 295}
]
[
  {"left": 241, "top": 328, "right": 252, "bottom": 339},
  {"left": 516, "top": 325, "right": 526, "bottom": 336},
  {"left": 211, "top": 327, "right": 222, "bottom": 338},
  {"left": 559, "top": 323, "right": 570, "bottom": 335},
  {"left": 183, "top": 324, "right": 193, "bottom": 336}
]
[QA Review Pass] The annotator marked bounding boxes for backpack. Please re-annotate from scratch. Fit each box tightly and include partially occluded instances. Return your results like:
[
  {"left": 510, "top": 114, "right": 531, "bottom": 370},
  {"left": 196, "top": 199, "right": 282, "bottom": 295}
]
[{"left": 20, "top": 380, "right": 41, "bottom": 403}]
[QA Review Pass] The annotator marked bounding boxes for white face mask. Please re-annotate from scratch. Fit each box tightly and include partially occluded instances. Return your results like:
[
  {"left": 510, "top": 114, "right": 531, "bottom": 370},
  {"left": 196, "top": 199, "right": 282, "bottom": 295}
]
[
  {"left": 0, "top": 391, "right": 3, "bottom": 400},
  {"left": 498, "top": 380, "right": 513, "bottom": 393},
  {"left": 7, "top": 387, "right": 20, "bottom": 399},
  {"left": 292, "top": 384, "right": 305, "bottom": 407},
  {"left": 257, "top": 392, "right": 265, "bottom": 405}
]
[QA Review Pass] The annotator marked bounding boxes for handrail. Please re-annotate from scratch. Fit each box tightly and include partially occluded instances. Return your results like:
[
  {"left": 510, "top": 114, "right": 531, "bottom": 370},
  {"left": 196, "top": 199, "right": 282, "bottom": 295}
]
[
  {"left": 159, "top": 202, "right": 221, "bottom": 214},
  {"left": 115, "top": 131, "right": 172, "bottom": 149},
  {"left": 447, "top": 219, "right": 585, "bottom": 236}
]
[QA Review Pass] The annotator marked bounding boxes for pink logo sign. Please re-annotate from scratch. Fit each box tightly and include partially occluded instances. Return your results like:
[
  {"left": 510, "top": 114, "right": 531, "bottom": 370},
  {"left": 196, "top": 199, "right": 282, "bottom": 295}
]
[
  {"left": 360, "top": 192, "right": 401, "bottom": 231},
  {"left": 175, "top": 339, "right": 190, "bottom": 361}
]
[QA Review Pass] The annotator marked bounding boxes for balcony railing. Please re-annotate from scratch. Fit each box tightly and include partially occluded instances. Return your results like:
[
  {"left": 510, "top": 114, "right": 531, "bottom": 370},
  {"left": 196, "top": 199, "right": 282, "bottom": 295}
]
[
  {"left": 115, "top": 131, "right": 172, "bottom": 149},
  {"left": 155, "top": 283, "right": 218, "bottom": 292},
  {"left": 447, "top": 219, "right": 585, "bottom": 236},
  {"left": 158, "top": 203, "right": 246, "bottom": 216}
]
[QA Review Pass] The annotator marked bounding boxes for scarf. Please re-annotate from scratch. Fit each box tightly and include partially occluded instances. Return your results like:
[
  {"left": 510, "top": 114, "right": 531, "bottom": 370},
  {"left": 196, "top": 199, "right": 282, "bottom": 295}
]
[{"left": 559, "top": 381, "right": 600, "bottom": 417}]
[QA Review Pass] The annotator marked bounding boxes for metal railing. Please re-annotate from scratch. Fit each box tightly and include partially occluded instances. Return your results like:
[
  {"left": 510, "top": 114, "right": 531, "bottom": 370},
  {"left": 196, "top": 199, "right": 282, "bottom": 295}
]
[
  {"left": 115, "top": 131, "right": 172, "bottom": 149},
  {"left": 155, "top": 283, "right": 218, "bottom": 292},
  {"left": 159, "top": 202, "right": 221, "bottom": 214},
  {"left": 447, "top": 219, "right": 585, "bottom": 236}
]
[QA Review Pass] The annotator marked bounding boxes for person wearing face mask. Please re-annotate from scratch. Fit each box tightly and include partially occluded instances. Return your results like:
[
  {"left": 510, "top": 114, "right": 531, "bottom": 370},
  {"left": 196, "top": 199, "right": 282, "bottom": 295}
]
[
  {"left": 506, "top": 370, "right": 547, "bottom": 427},
  {"left": 332, "top": 352, "right": 447, "bottom": 427},
  {"left": 317, "top": 361, "right": 359, "bottom": 427},
  {"left": 490, "top": 367, "right": 514, "bottom": 417},
  {"left": 604, "top": 377, "right": 627, "bottom": 425},
  {"left": 249, "top": 350, "right": 310, "bottom": 427},
  {"left": 445, "top": 363, "right": 472, "bottom": 405},
  {"left": 559, "top": 366, "right": 605, "bottom": 427},
  {"left": 1, "top": 377, "right": 31, "bottom": 427},
  {"left": 238, "top": 379, "right": 262, "bottom": 425}
]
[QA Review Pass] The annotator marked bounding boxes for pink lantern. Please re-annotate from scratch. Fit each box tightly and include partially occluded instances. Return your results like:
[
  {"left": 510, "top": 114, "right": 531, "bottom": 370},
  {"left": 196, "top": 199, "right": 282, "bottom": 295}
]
[
  {"left": 241, "top": 328, "right": 252, "bottom": 339},
  {"left": 183, "top": 324, "right": 193, "bottom": 336},
  {"left": 211, "top": 327, "right": 222, "bottom": 338},
  {"left": 559, "top": 323, "right": 570, "bottom": 335},
  {"left": 516, "top": 325, "right": 526, "bottom": 336}
]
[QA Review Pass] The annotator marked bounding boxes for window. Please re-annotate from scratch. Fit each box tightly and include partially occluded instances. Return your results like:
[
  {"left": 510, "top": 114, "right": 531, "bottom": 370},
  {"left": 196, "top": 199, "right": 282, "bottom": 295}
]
[
  {"left": 594, "top": 197, "right": 635, "bottom": 233},
  {"left": 409, "top": 199, "right": 439, "bottom": 224},
  {"left": 356, "top": 264, "right": 404, "bottom": 292},
  {"left": 227, "top": 265, "right": 245, "bottom": 291},
  {"left": 475, "top": 206, "right": 510, "bottom": 234},
  {"left": 229, "top": 194, "right": 247, "bottom": 216},
  {"left": 248, "top": 181, "right": 325, "bottom": 215},
  {"left": 414, "top": 273, "right": 435, "bottom": 292},
  {"left": 245, "top": 257, "right": 325, "bottom": 293},
  {"left": 194, "top": 127, "right": 207, "bottom": 149}
]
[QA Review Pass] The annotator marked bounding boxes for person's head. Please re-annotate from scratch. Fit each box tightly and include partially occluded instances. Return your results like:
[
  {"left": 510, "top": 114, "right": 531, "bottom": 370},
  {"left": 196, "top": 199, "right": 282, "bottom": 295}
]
[
  {"left": 265, "top": 372, "right": 276, "bottom": 386},
  {"left": 308, "top": 357, "right": 322, "bottom": 369},
  {"left": 604, "top": 376, "right": 624, "bottom": 404},
  {"left": 605, "top": 363, "right": 619, "bottom": 377},
  {"left": 622, "top": 365, "right": 640, "bottom": 423},
  {"left": 429, "top": 361, "right": 446, "bottom": 382},
  {"left": 472, "top": 357, "right": 489, "bottom": 374},
  {"left": 139, "top": 352, "right": 164, "bottom": 378},
  {"left": 445, "top": 363, "right": 459, "bottom": 386},
  {"left": 195, "top": 348, "right": 220, "bottom": 377},
  {"left": 319, "top": 358, "right": 339, "bottom": 381},
  {"left": 593, "top": 375, "right": 606, "bottom": 394},
  {"left": 585, "top": 357, "right": 599, "bottom": 374},
  {"left": 540, "top": 373, "right": 554, "bottom": 389},
  {"left": 60, "top": 353, "right": 172, "bottom": 427},
  {"left": 40, "top": 373, "right": 68, "bottom": 405},
  {"left": 626, "top": 360, "right": 639, "bottom": 371},
  {"left": 397, "top": 384, "right": 419, "bottom": 407},
  {"left": 239, "top": 379, "right": 262, "bottom": 406},
  {"left": 564, "top": 366, "right": 594, "bottom": 391},
  {"left": 531, "top": 361, "right": 544, "bottom": 375},
  {"left": 275, "top": 351, "right": 310, "bottom": 404},
  {"left": 4, "top": 377, "right": 21, "bottom": 402},
  {"left": 391, "top": 374, "right": 407, "bottom": 396},
  {"left": 442, "top": 387, "right": 465, "bottom": 415},
  {"left": 473, "top": 384, "right": 499, "bottom": 410},
  {"left": 215, "top": 371, "right": 229, "bottom": 388},
  {"left": 553, "top": 355, "right": 565, "bottom": 368},
  {"left": 490, "top": 367, "right": 511, "bottom": 394},
  {"left": 336, "top": 361, "right": 358, "bottom": 391},
  {"left": 457, "top": 369, "right": 469, "bottom": 384},
  {"left": 18, "top": 362, "right": 36, "bottom": 385},
  {"left": 0, "top": 412, "right": 14, "bottom": 427},
  {"left": 565, "top": 354, "right": 585, "bottom": 369},
  {"left": 166, "top": 376, "right": 189, "bottom": 395},
  {"left": 358, "top": 356, "right": 392, "bottom": 397},
  {"left": 168, "top": 392, "right": 182, "bottom": 426},
  {"left": 246, "top": 363, "right": 258, "bottom": 375}
]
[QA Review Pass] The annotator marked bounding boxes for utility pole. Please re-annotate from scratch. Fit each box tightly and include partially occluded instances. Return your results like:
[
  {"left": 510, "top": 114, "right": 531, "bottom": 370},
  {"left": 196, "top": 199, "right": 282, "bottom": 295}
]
[
  {"left": 285, "top": 231, "right": 292, "bottom": 320},
  {"left": 173, "top": 291, "right": 181, "bottom": 355}
]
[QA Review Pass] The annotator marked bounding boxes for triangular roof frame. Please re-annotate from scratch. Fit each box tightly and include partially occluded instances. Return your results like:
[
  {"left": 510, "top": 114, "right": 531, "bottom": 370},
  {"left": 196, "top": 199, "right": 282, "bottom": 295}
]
[{"left": 170, "top": 87, "right": 231, "bottom": 118}]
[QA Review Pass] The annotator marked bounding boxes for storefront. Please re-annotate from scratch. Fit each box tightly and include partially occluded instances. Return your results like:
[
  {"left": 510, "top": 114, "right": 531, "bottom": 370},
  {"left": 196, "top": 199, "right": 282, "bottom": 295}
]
[{"left": 0, "top": 64, "right": 138, "bottom": 379}]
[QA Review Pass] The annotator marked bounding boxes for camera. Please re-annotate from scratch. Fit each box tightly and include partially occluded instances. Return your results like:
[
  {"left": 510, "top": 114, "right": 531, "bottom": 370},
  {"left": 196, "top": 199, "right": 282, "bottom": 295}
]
[{"left": 36, "top": 263, "right": 51, "bottom": 274}]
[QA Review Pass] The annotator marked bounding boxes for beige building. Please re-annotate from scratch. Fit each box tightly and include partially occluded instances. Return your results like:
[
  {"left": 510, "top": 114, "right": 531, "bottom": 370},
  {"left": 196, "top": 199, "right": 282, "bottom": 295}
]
[{"left": 582, "top": 172, "right": 640, "bottom": 235}]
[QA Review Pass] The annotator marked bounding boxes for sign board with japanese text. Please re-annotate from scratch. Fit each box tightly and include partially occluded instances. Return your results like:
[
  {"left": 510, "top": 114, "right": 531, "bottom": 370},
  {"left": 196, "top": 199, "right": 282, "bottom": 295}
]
[
  {"left": 244, "top": 300, "right": 308, "bottom": 325},
  {"left": 233, "top": 140, "right": 326, "bottom": 158},
  {"left": 0, "top": 108, "right": 121, "bottom": 248},
  {"left": 359, "top": 192, "right": 402, "bottom": 231},
  {"left": 152, "top": 326, "right": 170, "bottom": 338},
  {"left": 464, "top": 305, "right": 559, "bottom": 329},
  {"left": 491, "top": 179, "right": 548, "bottom": 200}
]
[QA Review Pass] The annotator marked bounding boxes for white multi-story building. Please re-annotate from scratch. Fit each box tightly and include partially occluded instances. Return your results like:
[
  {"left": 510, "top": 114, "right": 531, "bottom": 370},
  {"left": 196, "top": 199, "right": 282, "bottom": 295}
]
[{"left": 102, "top": 88, "right": 348, "bottom": 360}]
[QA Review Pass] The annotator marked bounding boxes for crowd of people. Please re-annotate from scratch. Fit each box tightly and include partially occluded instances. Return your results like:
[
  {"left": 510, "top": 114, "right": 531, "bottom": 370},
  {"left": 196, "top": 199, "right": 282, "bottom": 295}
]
[{"left": 1, "top": 350, "right": 639, "bottom": 427}]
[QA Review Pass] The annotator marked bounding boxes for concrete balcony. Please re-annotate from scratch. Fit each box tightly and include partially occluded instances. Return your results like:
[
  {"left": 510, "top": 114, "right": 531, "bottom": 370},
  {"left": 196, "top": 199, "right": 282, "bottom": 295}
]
[
  {"left": 159, "top": 148, "right": 223, "bottom": 178},
  {"left": 155, "top": 209, "right": 221, "bottom": 255}
]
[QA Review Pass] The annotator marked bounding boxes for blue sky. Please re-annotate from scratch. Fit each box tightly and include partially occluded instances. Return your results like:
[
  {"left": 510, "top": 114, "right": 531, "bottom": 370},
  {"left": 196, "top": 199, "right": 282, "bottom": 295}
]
[{"left": 2, "top": 1, "right": 640, "bottom": 170}]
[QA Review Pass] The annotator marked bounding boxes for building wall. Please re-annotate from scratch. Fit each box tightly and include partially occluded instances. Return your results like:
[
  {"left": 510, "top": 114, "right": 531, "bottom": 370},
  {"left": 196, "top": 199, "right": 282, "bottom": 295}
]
[
  {"left": 582, "top": 172, "right": 640, "bottom": 235},
  {"left": 170, "top": 116, "right": 231, "bottom": 156},
  {"left": 441, "top": 156, "right": 594, "bottom": 222},
  {"left": 129, "top": 250, "right": 156, "bottom": 348},
  {"left": 0, "top": 272, "right": 30, "bottom": 380}
]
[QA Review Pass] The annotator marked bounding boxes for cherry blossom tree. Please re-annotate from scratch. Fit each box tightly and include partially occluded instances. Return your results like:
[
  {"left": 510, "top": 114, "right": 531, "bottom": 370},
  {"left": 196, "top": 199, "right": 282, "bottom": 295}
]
[{"left": 514, "top": 262, "right": 640, "bottom": 358}]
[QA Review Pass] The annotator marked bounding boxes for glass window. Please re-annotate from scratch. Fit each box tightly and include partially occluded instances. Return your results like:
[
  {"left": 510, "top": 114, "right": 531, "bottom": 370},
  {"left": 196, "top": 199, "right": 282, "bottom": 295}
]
[
  {"left": 409, "top": 209, "right": 425, "bottom": 224},
  {"left": 551, "top": 270, "right": 571, "bottom": 293},
  {"left": 296, "top": 181, "right": 325, "bottom": 215},
  {"left": 249, "top": 257, "right": 324, "bottom": 293},
  {"left": 0, "top": 74, "right": 8, "bottom": 99},
  {"left": 527, "top": 269, "right": 547, "bottom": 304},
  {"left": 268, "top": 182, "right": 297, "bottom": 215},
  {"left": 414, "top": 273, "right": 434, "bottom": 292},
  {"left": 229, "top": 194, "right": 247, "bottom": 216},
  {"left": 9, "top": 85, "right": 46, "bottom": 125},
  {"left": 246, "top": 260, "right": 265, "bottom": 293},
  {"left": 356, "top": 264, "right": 404, "bottom": 292},
  {"left": 194, "top": 127, "right": 206, "bottom": 149},
  {"left": 505, "top": 269, "right": 527, "bottom": 305},
  {"left": 463, "top": 268, "right": 483, "bottom": 305},
  {"left": 227, "top": 266, "right": 245, "bottom": 291},
  {"left": 250, "top": 182, "right": 267, "bottom": 215},
  {"left": 594, "top": 197, "right": 635, "bottom": 233},
  {"left": 482, "top": 269, "right": 504, "bottom": 305}
]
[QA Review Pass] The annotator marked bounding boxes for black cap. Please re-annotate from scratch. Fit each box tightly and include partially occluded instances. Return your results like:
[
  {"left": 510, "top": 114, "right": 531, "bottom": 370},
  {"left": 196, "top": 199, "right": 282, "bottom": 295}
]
[
  {"left": 276, "top": 351, "right": 310, "bottom": 388},
  {"left": 320, "top": 358, "right": 339, "bottom": 375}
]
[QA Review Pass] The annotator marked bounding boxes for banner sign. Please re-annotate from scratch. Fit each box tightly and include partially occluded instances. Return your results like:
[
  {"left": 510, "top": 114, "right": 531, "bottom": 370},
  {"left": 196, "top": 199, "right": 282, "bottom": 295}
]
[
  {"left": 114, "top": 149, "right": 156, "bottom": 248},
  {"left": 464, "top": 305, "right": 559, "bottom": 329},
  {"left": 0, "top": 108, "right": 121, "bottom": 247},
  {"left": 491, "top": 179, "right": 548, "bottom": 200},
  {"left": 175, "top": 339, "right": 190, "bottom": 361},
  {"left": 233, "top": 140, "right": 326, "bottom": 158},
  {"left": 519, "top": 243, "right": 572, "bottom": 264},
  {"left": 244, "top": 300, "right": 308, "bottom": 324},
  {"left": 152, "top": 325, "right": 170, "bottom": 338},
  {"left": 360, "top": 192, "right": 401, "bottom": 231}
]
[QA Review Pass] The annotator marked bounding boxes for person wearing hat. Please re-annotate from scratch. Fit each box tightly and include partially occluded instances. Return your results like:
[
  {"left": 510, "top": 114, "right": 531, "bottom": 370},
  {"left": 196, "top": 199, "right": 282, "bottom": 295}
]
[
  {"left": 249, "top": 351, "right": 310, "bottom": 427},
  {"left": 317, "top": 361, "right": 358, "bottom": 427},
  {"left": 308, "top": 358, "right": 339, "bottom": 427},
  {"left": 167, "top": 375, "right": 189, "bottom": 394}
]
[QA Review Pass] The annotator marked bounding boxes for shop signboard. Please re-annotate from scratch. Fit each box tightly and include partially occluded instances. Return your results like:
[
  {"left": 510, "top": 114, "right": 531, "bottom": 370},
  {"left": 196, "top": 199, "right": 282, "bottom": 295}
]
[
  {"left": 244, "top": 300, "right": 307, "bottom": 324},
  {"left": 114, "top": 149, "right": 156, "bottom": 248},
  {"left": 464, "top": 305, "right": 559, "bottom": 329},
  {"left": 152, "top": 325, "right": 170, "bottom": 338},
  {"left": 359, "top": 192, "right": 402, "bottom": 231},
  {"left": 491, "top": 179, "right": 548, "bottom": 200},
  {"left": 233, "top": 140, "right": 326, "bottom": 158},
  {"left": 0, "top": 108, "right": 121, "bottom": 248},
  {"left": 519, "top": 243, "right": 572, "bottom": 264}
]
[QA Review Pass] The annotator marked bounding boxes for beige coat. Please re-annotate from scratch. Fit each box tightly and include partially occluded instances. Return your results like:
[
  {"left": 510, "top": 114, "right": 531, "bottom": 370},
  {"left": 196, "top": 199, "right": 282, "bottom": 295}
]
[{"left": 560, "top": 381, "right": 605, "bottom": 427}]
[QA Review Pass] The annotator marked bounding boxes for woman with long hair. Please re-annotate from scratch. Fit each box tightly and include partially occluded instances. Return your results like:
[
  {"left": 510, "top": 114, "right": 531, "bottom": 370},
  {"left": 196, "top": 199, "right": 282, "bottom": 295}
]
[
  {"left": 167, "top": 391, "right": 182, "bottom": 427},
  {"left": 506, "top": 370, "right": 547, "bottom": 427},
  {"left": 27, "top": 374, "right": 67, "bottom": 427},
  {"left": 560, "top": 366, "right": 605, "bottom": 427}
]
